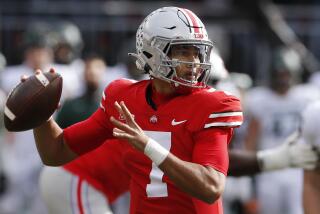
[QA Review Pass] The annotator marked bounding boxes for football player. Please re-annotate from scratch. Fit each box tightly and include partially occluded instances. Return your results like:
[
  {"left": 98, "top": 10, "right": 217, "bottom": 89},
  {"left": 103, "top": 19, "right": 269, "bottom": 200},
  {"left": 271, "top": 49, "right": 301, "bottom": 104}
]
[
  {"left": 243, "top": 46, "right": 317, "bottom": 214},
  {"left": 33, "top": 7, "right": 242, "bottom": 213},
  {"left": 30, "top": 7, "right": 320, "bottom": 213},
  {"left": 36, "top": 47, "right": 319, "bottom": 214}
]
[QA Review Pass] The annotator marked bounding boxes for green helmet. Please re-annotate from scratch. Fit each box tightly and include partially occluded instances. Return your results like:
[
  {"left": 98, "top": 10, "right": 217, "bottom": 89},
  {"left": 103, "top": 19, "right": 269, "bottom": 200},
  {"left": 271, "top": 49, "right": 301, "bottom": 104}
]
[
  {"left": 272, "top": 46, "right": 302, "bottom": 75},
  {"left": 23, "top": 22, "right": 56, "bottom": 49},
  {"left": 51, "top": 21, "right": 83, "bottom": 63}
]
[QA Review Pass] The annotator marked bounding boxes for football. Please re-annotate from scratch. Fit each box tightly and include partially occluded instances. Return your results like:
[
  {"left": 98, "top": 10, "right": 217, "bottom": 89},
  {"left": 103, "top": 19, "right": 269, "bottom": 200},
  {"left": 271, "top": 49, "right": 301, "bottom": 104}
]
[{"left": 4, "top": 71, "right": 63, "bottom": 131}]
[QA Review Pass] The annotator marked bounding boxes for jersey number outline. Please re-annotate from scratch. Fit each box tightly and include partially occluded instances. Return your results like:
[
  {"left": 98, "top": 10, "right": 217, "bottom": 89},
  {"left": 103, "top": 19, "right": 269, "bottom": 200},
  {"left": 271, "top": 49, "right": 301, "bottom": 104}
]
[{"left": 145, "top": 131, "right": 171, "bottom": 198}]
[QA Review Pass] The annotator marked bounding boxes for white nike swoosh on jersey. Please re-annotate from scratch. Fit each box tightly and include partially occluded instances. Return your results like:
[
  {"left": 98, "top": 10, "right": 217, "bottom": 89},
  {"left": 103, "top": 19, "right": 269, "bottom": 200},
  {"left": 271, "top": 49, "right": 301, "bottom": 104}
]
[{"left": 171, "top": 119, "right": 187, "bottom": 126}]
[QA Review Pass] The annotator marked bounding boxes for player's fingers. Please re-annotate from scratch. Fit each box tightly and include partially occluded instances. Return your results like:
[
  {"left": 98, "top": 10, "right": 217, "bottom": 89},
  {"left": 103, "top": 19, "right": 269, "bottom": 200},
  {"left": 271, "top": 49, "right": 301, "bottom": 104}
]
[
  {"left": 120, "top": 101, "right": 140, "bottom": 128},
  {"left": 120, "top": 101, "right": 135, "bottom": 120},
  {"left": 303, "top": 164, "right": 316, "bottom": 171},
  {"left": 113, "top": 130, "right": 134, "bottom": 141},
  {"left": 114, "top": 101, "right": 125, "bottom": 118},
  {"left": 20, "top": 75, "right": 29, "bottom": 82},
  {"left": 110, "top": 116, "right": 136, "bottom": 134},
  {"left": 119, "top": 101, "right": 132, "bottom": 117},
  {"left": 299, "top": 156, "right": 318, "bottom": 164},
  {"left": 286, "top": 131, "right": 300, "bottom": 145},
  {"left": 299, "top": 145, "right": 315, "bottom": 154},
  {"left": 35, "top": 69, "right": 42, "bottom": 75},
  {"left": 114, "top": 101, "right": 141, "bottom": 131},
  {"left": 49, "top": 68, "right": 55, "bottom": 73},
  {"left": 113, "top": 127, "right": 126, "bottom": 134}
]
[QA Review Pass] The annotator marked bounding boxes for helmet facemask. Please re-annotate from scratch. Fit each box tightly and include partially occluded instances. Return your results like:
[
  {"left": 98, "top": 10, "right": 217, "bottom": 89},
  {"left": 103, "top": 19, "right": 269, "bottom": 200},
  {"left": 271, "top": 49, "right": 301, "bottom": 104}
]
[
  {"left": 138, "top": 37, "right": 213, "bottom": 88},
  {"left": 163, "top": 40, "right": 212, "bottom": 88}
]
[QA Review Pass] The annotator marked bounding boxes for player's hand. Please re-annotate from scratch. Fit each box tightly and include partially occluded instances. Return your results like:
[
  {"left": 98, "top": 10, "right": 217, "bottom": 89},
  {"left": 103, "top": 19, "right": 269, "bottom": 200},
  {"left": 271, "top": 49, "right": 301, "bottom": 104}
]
[
  {"left": 286, "top": 134, "right": 319, "bottom": 170},
  {"left": 257, "top": 131, "right": 319, "bottom": 171},
  {"left": 20, "top": 68, "right": 61, "bottom": 114},
  {"left": 110, "top": 101, "right": 149, "bottom": 152},
  {"left": 20, "top": 68, "right": 56, "bottom": 82}
]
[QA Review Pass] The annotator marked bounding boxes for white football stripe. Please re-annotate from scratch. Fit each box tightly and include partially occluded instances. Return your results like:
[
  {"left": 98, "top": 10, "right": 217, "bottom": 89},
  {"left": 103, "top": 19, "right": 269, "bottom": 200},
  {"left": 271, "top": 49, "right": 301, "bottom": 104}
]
[
  {"left": 35, "top": 73, "right": 50, "bottom": 87},
  {"left": 80, "top": 180, "right": 90, "bottom": 214},
  {"left": 4, "top": 106, "right": 16, "bottom": 121},
  {"left": 204, "top": 121, "right": 242, "bottom": 128},
  {"left": 180, "top": 8, "right": 202, "bottom": 34},
  {"left": 100, "top": 103, "right": 105, "bottom": 112},
  {"left": 102, "top": 91, "right": 106, "bottom": 100},
  {"left": 70, "top": 175, "right": 79, "bottom": 214},
  {"left": 180, "top": 8, "right": 195, "bottom": 34},
  {"left": 209, "top": 112, "right": 243, "bottom": 118}
]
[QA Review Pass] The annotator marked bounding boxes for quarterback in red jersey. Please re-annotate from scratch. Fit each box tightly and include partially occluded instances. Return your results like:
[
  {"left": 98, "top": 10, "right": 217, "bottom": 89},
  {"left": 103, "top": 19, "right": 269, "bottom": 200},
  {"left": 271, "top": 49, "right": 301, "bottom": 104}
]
[
  {"left": 33, "top": 7, "right": 243, "bottom": 214},
  {"left": 35, "top": 50, "right": 320, "bottom": 214}
]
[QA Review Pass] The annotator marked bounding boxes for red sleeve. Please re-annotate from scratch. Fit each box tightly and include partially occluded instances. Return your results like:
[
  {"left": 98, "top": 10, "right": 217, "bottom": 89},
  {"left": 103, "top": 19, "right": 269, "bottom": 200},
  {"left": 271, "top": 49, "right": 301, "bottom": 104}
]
[
  {"left": 63, "top": 108, "right": 113, "bottom": 155},
  {"left": 192, "top": 127, "right": 233, "bottom": 175},
  {"left": 203, "top": 94, "right": 243, "bottom": 129}
]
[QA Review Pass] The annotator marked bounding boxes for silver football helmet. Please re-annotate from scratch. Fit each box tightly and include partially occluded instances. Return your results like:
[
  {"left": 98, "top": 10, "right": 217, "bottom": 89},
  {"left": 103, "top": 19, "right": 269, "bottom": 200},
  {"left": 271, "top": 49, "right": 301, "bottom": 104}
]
[{"left": 129, "top": 7, "right": 213, "bottom": 88}]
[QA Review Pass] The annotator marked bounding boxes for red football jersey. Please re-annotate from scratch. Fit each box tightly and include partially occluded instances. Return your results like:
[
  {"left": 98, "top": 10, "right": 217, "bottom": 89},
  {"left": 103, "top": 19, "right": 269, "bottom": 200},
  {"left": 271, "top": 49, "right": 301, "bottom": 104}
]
[
  {"left": 64, "top": 79, "right": 243, "bottom": 214},
  {"left": 63, "top": 139, "right": 130, "bottom": 203}
]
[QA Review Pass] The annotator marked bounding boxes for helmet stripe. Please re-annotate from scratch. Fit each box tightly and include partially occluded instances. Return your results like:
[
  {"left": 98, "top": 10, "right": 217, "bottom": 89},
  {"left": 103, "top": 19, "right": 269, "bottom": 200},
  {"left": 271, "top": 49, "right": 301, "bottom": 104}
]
[{"left": 181, "top": 8, "right": 201, "bottom": 34}]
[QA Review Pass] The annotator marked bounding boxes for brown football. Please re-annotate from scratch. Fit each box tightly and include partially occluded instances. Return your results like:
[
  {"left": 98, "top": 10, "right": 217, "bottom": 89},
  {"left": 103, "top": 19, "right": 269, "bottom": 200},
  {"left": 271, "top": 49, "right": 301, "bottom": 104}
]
[{"left": 4, "top": 71, "right": 63, "bottom": 131}]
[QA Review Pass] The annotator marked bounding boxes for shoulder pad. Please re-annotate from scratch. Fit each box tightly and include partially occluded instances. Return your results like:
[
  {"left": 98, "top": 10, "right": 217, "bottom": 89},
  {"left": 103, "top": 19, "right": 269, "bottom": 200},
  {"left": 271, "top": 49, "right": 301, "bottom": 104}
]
[
  {"left": 100, "top": 78, "right": 137, "bottom": 112},
  {"left": 193, "top": 90, "right": 243, "bottom": 129}
]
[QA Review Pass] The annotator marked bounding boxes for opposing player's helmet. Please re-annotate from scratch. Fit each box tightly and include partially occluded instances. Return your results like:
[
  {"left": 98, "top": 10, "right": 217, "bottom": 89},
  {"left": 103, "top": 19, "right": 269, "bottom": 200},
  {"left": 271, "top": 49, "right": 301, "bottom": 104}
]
[
  {"left": 51, "top": 21, "right": 83, "bottom": 64},
  {"left": 272, "top": 46, "right": 302, "bottom": 75},
  {"left": 23, "top": 22, "right": 56, "bottom": 49},
  {"left": 130, "top": 7, "right": 213, "bottom": 88},
  {"left": 270, "top": 46, "right": 302, "bottom": 89}
]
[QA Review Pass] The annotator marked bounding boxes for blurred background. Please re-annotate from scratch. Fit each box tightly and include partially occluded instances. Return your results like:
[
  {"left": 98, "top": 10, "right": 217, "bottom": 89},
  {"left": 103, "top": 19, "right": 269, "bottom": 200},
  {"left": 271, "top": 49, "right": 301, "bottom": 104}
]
[
  {"left": 0, "top": 0, "right": 320, "bottom": 214},
  {"left": 1, "top": 0, "right": 320, "bottom": 83}
]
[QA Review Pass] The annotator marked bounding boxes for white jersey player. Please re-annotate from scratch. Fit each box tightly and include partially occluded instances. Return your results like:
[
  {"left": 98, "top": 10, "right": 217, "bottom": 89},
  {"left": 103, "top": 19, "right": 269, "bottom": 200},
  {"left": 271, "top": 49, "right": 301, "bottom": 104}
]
[
  {"left": 244, "top": 84, "right": 317, "bottom": 214},
  {"left": 243, "top": 46, "right": 319, "bottom": 214}
]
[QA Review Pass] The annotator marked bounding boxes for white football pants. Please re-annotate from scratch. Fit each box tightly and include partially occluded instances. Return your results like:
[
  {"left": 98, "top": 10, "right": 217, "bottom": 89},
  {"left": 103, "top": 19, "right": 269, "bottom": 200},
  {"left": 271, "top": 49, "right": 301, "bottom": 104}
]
[{"left": 39, "top": 166, "right": 113, "bottom": 214}]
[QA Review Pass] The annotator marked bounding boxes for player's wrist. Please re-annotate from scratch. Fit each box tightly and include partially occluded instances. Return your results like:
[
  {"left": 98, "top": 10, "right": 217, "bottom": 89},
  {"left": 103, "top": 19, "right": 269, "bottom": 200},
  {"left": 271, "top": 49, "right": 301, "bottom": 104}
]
[
  {"left": 144, "top": 138, "right": 169, "bottom": 166},
  {"left": 257, "top": 146, "right": 289, "bottom": 171}
]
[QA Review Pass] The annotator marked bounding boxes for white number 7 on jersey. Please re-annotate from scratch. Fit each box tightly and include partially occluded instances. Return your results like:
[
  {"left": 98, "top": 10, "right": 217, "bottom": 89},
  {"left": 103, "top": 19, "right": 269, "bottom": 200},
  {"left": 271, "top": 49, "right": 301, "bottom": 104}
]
[{"left": 144, "top": 131, "right": 171, "bottom": 198}]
